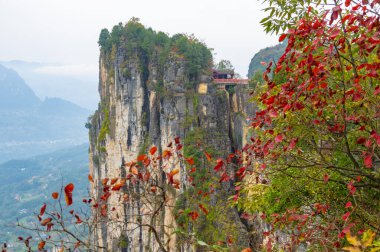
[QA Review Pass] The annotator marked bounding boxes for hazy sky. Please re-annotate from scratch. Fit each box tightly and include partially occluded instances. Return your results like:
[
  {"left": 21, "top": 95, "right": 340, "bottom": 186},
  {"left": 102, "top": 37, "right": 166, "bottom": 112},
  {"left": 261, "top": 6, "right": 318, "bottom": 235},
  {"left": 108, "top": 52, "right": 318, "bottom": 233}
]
[{"left": 0, "top": 0, "right": 278, "bottom": 77}]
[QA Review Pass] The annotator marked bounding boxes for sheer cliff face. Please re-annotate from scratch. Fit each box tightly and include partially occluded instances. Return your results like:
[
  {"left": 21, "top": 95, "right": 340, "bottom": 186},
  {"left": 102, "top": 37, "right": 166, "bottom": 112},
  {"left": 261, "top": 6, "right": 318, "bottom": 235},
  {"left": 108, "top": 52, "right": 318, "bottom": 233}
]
[{"left": 89, "top": 42, "right": 255, "bottom": 251}]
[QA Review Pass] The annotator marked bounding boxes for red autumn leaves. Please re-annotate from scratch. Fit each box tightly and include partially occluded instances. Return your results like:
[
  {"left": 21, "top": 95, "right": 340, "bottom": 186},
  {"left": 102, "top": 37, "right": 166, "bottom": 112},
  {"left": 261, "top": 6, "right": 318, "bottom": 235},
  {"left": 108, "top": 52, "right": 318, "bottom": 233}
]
[{"left": 64, "top": 183, "right": 74, "bottom": 206}]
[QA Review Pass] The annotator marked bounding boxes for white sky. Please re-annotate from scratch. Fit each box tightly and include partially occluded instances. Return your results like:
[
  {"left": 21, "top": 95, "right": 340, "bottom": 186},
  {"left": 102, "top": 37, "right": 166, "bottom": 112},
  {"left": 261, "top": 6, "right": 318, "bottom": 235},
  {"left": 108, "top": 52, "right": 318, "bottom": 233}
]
[{"left": 0, "top": 0, "right": 278, "bottom": 77}]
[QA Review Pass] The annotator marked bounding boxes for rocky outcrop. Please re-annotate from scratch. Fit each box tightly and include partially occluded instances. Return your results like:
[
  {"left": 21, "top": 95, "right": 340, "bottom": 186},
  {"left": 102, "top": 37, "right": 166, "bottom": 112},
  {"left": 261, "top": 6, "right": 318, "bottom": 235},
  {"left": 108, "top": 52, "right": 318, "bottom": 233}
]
[{"left": 89, "top": 23, "right": 255, "bottom": 251}]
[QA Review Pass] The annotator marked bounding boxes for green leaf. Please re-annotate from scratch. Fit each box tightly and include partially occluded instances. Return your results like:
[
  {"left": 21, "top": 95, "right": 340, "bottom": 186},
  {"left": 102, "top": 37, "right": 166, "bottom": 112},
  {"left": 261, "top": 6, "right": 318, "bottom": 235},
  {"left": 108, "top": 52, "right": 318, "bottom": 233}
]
[{"left": 197, "top": 240, "right": 208, "bottom": 247}]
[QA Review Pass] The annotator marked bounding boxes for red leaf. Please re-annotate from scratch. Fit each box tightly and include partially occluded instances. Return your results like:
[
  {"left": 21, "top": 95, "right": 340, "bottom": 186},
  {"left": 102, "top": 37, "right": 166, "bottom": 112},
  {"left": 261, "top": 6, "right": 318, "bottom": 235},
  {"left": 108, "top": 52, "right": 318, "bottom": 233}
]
[
  {"left": 345, "top": 0, "right": 351, "bottom": 7},
  {"left": 143, "top": 172, "right": 151, "bottom": 182},
  {"left": 137, "top": 154, "right": 147, "bottom": 162},
  {"left": 149, "top": 146, "right": 157, "bottom": 155},
  {"left": 64, "top": 183, "right": 74, "bottom": 206},
  {"left": 352, "top": 4, "right": 360, "bottom": 10},
  {"left": 75, "top": 214, "right": 83, "bottom": 224},
  {"left": 275, "top": 134, "right": 283, "bottom": 143},
  {"left": 101, "top": 204, "right": 107, "bottom": 217},
  {"left": 323, "top": 174, "right": 329, "bottom": 183},
  {"left": 189, "top": 211, "right": 199, "bottom": 220},
  {"left": 219, "top": 172, "right": 230, "bottom": 183},
  {"left": 88, "top": 174, "right": 94, "bottom": 183},
  {"left": 364, "top": 155, "right": 372, "bottom": 168},
  {"left": 150, "top": 186, "right": 157, "bottom": 193},
  {"left": 288, "top": 138, "right": 297, "bottom": 150},
  {"left": 279, "top": 34, "right": 287, "bottom": 42},
  {"left": 345, "top": 201, "right": 352, "bottom": 208},
  {"left": 38, "top": 240, "right": 46, "bottom": 250},
  {"left": 175, "top": 136, "right": 180, "bottom": 144},
  {"left": 204, "top": 151, "right": 212, "bottom": 161},
  {"left": 176, "top": 144, "right": 183, "bottom": 151},
  {"left": 269, "top": 110, "right": 278, "bottom": 118},
  {"left": 46, "top": 222, "right": 54, "bottom": 232},
  {"left": 40, "top": 204, "right": 46, "bottom": 216},
  {"left": 40, "top": 218, "right": 52, "bottom": 226},
  {"left": 185, "top": 157, "right": 194, "bottom": 165},
  {"left": 199, "top": 204, "right": 209, "bottom": 215},
  {"left": 214, "top": 159, "right": 224, "bottom": 171},
  {"left": 342, "top": 211, "right": 350, "bottom": 221},
  {"left": 375, "top": 86, "right": 380, "bottom": 95},
  {"left": 110, "top": 178, "right": 118, "bottom": 185},
  {"left": 356, "top": 137, "right": 366, "bottom": 145}
]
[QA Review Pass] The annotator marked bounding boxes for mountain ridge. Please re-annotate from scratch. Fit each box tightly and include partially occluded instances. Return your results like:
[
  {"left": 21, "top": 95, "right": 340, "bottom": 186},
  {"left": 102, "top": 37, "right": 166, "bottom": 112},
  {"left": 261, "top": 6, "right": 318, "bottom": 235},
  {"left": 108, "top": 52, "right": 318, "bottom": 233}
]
[{"left": 0, "top": 64, "right": 91, "bottom": 162}]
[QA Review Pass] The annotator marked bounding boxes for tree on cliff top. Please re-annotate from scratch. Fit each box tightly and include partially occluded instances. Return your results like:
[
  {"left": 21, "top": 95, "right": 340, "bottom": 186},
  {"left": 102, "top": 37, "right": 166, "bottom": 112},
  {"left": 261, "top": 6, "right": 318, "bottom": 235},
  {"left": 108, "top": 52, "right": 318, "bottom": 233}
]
[{"left": 98, "top": 18, "right": 212, "bottom": 84}]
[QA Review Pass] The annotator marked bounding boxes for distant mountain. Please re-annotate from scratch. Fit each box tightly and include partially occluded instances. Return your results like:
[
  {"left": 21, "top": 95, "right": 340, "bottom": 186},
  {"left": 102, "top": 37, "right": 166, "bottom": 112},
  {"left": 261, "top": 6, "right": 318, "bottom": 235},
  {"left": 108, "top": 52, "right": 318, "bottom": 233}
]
[
  {"left": 247, "top": 42, "right": 287, "bottom": 78},
  {"left": 0, "top": 64, "right": 40, "bottom": 109},
  {"left": 0, "top": 144, "right": 89, "bottom": 248},
  {"left": 0, "top": 64, "right": 91, "bottom": 162},
  {"left": 0, "top": 60, "right": 98, "bottom": 110}
]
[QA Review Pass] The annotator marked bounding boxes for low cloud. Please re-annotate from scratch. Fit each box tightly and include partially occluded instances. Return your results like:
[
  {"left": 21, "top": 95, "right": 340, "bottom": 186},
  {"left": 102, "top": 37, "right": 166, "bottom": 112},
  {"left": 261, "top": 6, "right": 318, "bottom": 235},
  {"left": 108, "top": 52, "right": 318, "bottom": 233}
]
[{"left": 34, "top": 64, "right": 97, "bottom": 79}]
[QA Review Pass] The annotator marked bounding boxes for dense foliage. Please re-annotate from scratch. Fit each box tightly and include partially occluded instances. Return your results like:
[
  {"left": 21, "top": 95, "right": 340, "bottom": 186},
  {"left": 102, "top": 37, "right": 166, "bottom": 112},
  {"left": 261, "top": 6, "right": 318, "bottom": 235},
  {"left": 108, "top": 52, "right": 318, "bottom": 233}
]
[
  {"left": 98, "top": 18, "right": 212, "bottom": 84},
  {"left": 235, "top": 0, "right": 380, "bottom": 250}
]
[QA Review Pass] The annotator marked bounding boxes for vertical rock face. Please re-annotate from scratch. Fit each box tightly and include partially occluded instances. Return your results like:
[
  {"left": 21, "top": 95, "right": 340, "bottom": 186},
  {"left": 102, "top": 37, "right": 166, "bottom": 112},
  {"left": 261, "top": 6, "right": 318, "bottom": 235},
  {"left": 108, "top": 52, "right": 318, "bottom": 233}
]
[{"left": 89, "top": 23, "right": 255, "bottom": 251}]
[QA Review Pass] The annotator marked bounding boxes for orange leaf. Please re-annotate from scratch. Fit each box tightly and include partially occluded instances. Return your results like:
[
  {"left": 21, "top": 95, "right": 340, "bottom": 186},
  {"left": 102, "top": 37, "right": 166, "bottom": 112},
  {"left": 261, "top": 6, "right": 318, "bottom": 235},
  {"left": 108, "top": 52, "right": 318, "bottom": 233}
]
[
  {"left": 149, "top": 146, "right": 157, "bottom": 155},
  {"left": 204, "top": 151, "right": 212, "bottom": 161},
  {"left": 88, "top": 174, "right": 94, "bottom": 183},
  {"left": 241, "top": 248, "right": 252, "bottom": 252},
  {"left": 64, "top": 183, "right": 74, "bottom": 206},
  {"left": 172, "top": 179, "right": 180, "bottom": 189},
  {"left": 52, "top": 192, "right": 59, "bottom": 199},
  {"left": 112, "top": 178, "right": 126, "bottom": 191},
  {"left": 169, "top": 168, "right": 179, "bottom": 177},
  {"left": 110, "top": 178, "right": 118, "bottom": 185},
  {"left": 162, "top": 150, "right": 172, "bottom": 160},
  {"left": 40, "top": 204, "right": 46, "bottom": 216},
  {"left": 130, "top": 166, "right": 139, "bottom": 175},
  {"left": 185, "top": 157, "right": 194, "bottom": 165},
  {"left": 38, "top": 240, "right": 46, "bottom": 250},
  {"left": 111, "top": 184, "right": 123, "bottom": 191},
  {"left": 101, "top": 178, "right": 109, "bottom": 186},
  {"left": 137, "top": 154, "right": 147, "bottom": 162},
  {"left": 40, "top": 217, "right": 52, "bottom": 226}
]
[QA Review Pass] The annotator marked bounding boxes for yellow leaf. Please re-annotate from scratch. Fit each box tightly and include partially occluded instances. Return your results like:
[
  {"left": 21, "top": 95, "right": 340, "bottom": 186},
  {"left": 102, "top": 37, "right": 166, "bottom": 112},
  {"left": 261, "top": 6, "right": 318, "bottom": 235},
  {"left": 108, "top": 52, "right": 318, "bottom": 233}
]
[
  {"left": 346, "top": 232, "right": 361, "bottom": 247},
  {"left": 370, "top": 248, "right": 380, "bottom": 252},
  {"left": 362, "top": 229, "right": 376, "bottom": 248},
  {"left": 342, "top": 246, "right": 361, "bottom": 252}
]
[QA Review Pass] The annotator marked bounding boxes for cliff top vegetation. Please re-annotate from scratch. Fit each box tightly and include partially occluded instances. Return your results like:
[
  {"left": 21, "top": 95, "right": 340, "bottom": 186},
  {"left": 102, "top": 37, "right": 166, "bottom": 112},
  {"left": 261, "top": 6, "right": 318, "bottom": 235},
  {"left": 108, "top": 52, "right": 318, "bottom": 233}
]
[{"left": 98, "top": 18, "right": 213, "bottom": 82}]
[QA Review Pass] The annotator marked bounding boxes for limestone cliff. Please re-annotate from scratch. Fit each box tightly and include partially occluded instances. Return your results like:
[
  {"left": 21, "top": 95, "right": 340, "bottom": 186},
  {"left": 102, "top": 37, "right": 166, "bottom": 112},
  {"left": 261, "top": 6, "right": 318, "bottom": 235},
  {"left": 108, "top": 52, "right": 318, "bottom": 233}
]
[{"left": 89, "top": 20, "right": 255, "bottom": 251}]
